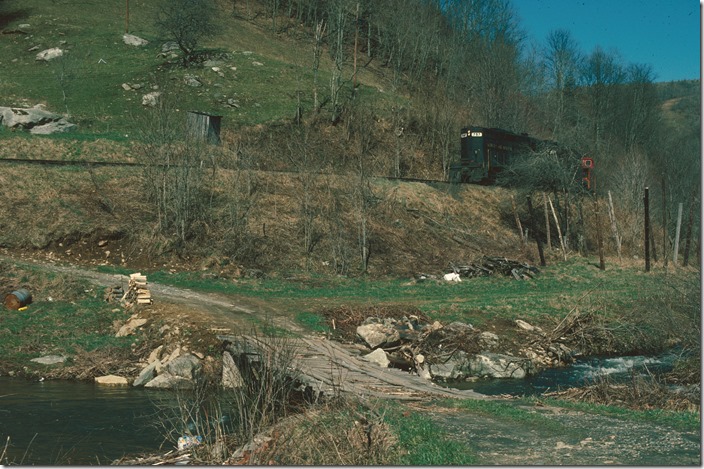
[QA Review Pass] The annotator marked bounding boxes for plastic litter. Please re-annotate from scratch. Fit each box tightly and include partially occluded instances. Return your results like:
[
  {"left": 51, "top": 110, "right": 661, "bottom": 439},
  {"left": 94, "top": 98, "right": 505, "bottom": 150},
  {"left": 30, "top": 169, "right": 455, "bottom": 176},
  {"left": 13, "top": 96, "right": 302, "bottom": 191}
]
[{"left": 177, "top": 435, "right": 202, "bottom": 451}]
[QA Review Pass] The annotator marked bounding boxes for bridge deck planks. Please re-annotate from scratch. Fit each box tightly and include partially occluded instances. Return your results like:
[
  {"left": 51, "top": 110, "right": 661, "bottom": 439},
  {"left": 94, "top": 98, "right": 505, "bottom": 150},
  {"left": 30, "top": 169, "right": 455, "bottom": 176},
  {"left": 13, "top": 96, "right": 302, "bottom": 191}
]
[{"left": 222, "top": 334, "right": 486, "bottom": 401}]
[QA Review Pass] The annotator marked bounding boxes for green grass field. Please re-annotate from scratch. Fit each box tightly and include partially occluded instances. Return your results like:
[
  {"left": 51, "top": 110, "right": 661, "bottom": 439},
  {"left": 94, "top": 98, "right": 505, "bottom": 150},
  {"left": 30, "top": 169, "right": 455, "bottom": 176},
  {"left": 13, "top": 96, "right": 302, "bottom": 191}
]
[
  {"left": 0, "top": 0, "right": 399, "bottom": 137},
  {"left": 98, "top": 256, "right": 700, "bottom": 330}
]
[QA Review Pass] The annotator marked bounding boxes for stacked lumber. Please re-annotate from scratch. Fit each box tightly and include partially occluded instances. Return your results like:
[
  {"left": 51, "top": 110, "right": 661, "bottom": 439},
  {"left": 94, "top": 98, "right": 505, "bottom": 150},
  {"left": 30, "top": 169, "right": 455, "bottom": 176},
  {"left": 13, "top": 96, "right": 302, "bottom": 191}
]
[
  {"left": 121, "top": 273, "right": 153, "bottom": 307},
  {"left": 450, "top": 256, "right": 539, "bottom": 280}
]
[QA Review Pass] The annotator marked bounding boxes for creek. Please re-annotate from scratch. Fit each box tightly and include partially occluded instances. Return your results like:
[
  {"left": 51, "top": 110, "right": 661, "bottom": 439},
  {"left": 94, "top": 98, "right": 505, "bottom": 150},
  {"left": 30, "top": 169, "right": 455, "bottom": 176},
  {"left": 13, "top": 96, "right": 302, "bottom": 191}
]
[
  {"left": 444, "top": 350, "right": 680, "bottom": 396},
  {"left": 0, "top": 350, "right": 682, "bottom": 464},
  {"left": 0, "top": 377, "right": 167, "bottom": 465}
]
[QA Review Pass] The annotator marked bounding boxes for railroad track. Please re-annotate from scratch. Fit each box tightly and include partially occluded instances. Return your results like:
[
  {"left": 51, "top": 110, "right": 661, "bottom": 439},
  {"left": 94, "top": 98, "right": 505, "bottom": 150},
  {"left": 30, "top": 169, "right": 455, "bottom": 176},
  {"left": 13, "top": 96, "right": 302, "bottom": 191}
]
[{"left": 0, "top": 157, "right": 467, "bottom": 186}]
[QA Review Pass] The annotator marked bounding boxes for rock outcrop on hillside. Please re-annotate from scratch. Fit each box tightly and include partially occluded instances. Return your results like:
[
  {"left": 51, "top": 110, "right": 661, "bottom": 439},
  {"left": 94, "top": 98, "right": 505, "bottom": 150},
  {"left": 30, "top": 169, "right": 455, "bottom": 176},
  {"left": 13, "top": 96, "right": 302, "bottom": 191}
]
[{"left": 0, "top": 105, "right": 76, "bottom": 134}]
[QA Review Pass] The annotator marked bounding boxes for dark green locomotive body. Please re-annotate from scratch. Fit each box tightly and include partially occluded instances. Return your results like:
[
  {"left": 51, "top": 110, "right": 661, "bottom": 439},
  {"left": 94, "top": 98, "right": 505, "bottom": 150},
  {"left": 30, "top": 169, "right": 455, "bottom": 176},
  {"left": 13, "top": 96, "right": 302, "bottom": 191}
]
[{"left": 449, "top": 126, "right": 541, "bottom": 184}]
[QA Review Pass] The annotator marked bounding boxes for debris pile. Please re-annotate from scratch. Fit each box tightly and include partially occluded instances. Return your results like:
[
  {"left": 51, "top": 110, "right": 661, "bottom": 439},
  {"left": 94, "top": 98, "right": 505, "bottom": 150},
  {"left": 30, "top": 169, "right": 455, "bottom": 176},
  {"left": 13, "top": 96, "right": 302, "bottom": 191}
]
[
  {"left": 450, "top": 256, "right": 539, "bottom": 280},
  {"left": 104, "top": 285, "right": 124, "bottom": 303}
]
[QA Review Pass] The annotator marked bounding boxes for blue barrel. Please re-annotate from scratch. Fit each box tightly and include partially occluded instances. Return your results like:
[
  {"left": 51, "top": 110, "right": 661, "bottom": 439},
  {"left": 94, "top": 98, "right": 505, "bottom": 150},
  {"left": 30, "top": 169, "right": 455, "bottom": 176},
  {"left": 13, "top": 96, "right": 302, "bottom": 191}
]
[{"left": 4, "top": 289, "right": 32, "bottom": 310}]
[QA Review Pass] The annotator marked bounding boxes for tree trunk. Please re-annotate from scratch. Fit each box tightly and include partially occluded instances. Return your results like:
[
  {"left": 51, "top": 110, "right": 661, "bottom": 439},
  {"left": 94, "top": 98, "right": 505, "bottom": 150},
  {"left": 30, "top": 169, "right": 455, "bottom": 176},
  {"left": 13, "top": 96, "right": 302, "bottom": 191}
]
[{"left": 527, "top": 196, "right": 546, "bottom": 266}]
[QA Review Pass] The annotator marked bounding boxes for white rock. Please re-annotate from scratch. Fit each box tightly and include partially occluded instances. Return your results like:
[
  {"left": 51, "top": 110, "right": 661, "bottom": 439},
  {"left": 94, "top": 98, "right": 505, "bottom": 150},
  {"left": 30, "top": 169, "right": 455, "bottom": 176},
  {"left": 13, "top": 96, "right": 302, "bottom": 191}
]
[
  {"left": 123, "top": 33, "right": 149, "bottom": 47},
  {"left": 515, "top": 319, "right": 535, "bottom": 331},
  {"left": 95, "top": 375, "right": 129, "bottom": 386},
  {"left": 30, "top": 355, "right": 66, "bottom": 365},
  {"left": 35, "top": 48, "right": 63, "bottom": 61},
  {"left": 141, "top": 91, "right": 161, "bottom": 106},
  {"left": 362, "top": 348, "right": 390, "bottom": 368}
]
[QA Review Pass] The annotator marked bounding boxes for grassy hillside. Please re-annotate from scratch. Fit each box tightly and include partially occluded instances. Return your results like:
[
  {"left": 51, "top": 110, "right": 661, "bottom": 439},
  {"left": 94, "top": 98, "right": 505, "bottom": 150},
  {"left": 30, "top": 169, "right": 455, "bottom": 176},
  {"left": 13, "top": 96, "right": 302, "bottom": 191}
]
[
  {"left": 0, "top": 0, "right": 400, "bottom": 136},
  {"left": 0, "top": 0, "right": 699, "bottom": 276}
]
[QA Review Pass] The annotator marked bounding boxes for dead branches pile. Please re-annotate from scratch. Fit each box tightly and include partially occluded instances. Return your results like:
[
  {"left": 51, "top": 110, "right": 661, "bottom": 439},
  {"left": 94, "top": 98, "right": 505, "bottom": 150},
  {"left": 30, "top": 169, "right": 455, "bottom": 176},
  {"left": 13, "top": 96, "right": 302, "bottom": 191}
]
[
  {"left": 544, "top": 372, "right": 701, "bottom": 413},
  {"left": 450, "top": 256, "right": 539, "bottom": 280}
]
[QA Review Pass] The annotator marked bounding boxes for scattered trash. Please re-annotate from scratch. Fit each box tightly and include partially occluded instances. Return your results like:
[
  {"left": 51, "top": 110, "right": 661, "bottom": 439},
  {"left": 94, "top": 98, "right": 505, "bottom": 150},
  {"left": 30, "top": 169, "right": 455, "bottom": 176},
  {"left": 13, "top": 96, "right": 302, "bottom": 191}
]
[
  {"left": 177, "top": 435, "right": 202, "bottom": 451},
  {"left": 443, "top": 272, "right": 462, "bottom": 282},
  {"left": 4, "top": 289, "right": 32, "bottom": 310}
]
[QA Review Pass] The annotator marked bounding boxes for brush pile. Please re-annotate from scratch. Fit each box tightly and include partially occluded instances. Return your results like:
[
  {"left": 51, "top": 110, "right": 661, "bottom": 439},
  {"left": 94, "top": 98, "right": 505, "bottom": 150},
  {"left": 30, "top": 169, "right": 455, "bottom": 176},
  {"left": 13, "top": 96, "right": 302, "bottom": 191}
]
[{"left": 449, "top": 256, "right": 539, "bottom": 280}]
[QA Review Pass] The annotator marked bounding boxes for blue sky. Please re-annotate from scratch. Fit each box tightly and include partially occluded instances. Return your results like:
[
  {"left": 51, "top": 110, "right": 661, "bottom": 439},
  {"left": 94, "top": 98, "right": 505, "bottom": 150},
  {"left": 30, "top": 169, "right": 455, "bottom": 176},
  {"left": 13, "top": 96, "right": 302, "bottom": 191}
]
[{"left": 511, "top": 0, "right": 700, "bottom": 82}]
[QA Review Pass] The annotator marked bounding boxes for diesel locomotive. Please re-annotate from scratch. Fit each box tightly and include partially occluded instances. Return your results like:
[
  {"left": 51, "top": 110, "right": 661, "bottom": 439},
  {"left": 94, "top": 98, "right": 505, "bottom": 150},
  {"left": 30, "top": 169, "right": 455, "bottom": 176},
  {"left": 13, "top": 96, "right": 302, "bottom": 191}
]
[
  {"left": 449, "top": 126, "right": 546, "bottom": 184},
  {"left": 449, "top": 126, "right": 593, "bottom": 190}
]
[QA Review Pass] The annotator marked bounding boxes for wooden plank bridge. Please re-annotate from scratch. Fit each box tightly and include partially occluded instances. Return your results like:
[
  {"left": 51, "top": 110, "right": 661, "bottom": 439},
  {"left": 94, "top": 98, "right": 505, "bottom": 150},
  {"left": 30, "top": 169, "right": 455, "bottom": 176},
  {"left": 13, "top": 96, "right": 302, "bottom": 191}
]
[{"left": 219, "top": 334, "right": 487, "bottom": 401}]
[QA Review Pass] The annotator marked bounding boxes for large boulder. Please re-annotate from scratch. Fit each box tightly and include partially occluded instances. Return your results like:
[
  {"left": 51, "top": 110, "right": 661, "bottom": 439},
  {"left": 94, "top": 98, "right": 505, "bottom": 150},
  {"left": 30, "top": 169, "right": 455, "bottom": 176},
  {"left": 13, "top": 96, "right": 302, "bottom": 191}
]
[
  {"left": 428, "top": 350, "right": 469, "bottom": 381},
  {"left": 356, "top": 323, "right": 401, "bottom": 349},
  {"left": 133, "top": 360, "right": 160, "bottom": 387},
  {"left": 0, "top": 105, "right": 75, "bottom": 134},
  {"left": 428, "top": 351, "right": 534, "bottom": 380},
  {"left": 164, "top": 353, "right": 201, "bottom": 380},
  {"left": 222, "top": 351, "right": 244, "bottom": 388},
  {"left": 467, "top": 353, "right": 535, "bottom": 379},
  {"left": 144, "top": 373, "right": 194, "bottom": 390}
]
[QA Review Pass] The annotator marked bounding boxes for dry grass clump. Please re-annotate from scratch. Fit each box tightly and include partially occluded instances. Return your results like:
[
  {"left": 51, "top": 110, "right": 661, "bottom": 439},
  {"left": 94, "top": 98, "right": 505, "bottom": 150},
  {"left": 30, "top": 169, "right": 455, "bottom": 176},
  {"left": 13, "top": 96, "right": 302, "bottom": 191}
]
[
  {"left": 228, "top": 400, "right": 399, "bottom": 465},
  {"left": 545, "top": 371, "right": 701, "bottom": 413}
]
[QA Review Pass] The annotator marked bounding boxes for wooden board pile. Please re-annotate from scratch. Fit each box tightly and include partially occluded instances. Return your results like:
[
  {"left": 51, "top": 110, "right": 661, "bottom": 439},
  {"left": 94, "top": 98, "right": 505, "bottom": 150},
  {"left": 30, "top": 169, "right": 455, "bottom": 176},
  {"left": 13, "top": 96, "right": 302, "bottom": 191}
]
[
  {"left": 104, "top": 285, "right": 124, "bottom": 303},
  {"left": 121, "top": 273, "right": 153, "bottom": 307},
  {"left": 450, "top": 256, "right": 539, "bottom": 280}
]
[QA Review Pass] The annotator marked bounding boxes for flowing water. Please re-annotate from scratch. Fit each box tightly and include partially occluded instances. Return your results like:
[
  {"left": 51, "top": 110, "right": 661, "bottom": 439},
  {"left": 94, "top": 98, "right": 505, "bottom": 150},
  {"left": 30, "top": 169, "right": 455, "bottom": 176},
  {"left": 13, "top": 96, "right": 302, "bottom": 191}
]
[
  {"left": 0, "top": 351, "right": 683, "bottom": 464},
  {"left": 0, "top": 378, "right": 168, "bottom": 465},
  {"left": 444, "top": 350, "right": 680, "bottom": 396}
]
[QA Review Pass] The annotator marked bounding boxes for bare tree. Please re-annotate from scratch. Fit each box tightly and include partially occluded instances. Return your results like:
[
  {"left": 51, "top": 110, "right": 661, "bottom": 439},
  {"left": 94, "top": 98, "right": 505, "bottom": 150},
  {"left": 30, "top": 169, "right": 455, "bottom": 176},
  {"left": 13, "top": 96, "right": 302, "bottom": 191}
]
[
  {"left": 155, "top": 0, "right": 219, "bottom": 66},
  {"left": 286, "top": 126, "right": 327, "bottom": 266},
  {"left": 542, "top": 29, "right": 582, "bottom": 139},
  {"left": 312, "top": 20, "right": 326, "bottom": 112},
  {"left": 135, "top": 99, "right": 209, "bottom": 248},
  {"left": 580, "top": 46, "right": 625, "bottom": 152}
]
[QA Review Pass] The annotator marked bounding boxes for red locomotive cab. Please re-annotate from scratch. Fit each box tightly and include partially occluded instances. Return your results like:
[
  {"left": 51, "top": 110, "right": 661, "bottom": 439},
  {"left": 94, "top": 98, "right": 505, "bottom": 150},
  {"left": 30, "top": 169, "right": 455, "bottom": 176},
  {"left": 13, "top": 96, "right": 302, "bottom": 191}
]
[{"left": 581, "top": 156, "right": 594, "bottom": 190}]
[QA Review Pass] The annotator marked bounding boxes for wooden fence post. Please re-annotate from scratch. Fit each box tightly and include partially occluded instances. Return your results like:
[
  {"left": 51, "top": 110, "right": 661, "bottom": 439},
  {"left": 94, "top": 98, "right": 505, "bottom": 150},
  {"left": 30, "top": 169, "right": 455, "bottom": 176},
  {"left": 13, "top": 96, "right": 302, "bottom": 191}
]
[
  {"left": 510, "top": 195, "right": 524, "bottom": 245},
  {"left": 527, "top": 196, "right": 546, "bottom": 266},
  {"left": 543, "top": 192, "right": 551, "bottom": 250},
  {"left": 683, "top": 193, "right": 696, "bottom": 267},
  {"left": 673, "top": 202, "right": 683, "bottom": 264},
  {"left": 644, "top": 186, "right": 651, "bottom": 272},
  {"left": 548, "top": 195, "right": 567, "bottom": 261},
  {"left": 661, "top": 177, "right": 668, "bottom": 268},
  {"left": 594, "top": 197, "right": 605, "bottom": 271},
  {"left": 606, "top": 191, "right": 622, "bottom": 262}
]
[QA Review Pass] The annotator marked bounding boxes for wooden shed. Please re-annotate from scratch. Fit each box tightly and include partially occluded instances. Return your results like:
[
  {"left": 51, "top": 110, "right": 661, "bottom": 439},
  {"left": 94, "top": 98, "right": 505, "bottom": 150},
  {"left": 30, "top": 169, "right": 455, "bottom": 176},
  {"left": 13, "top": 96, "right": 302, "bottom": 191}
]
[{"left": 187, "top": 111, "right": 222, "bottom": 145}]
